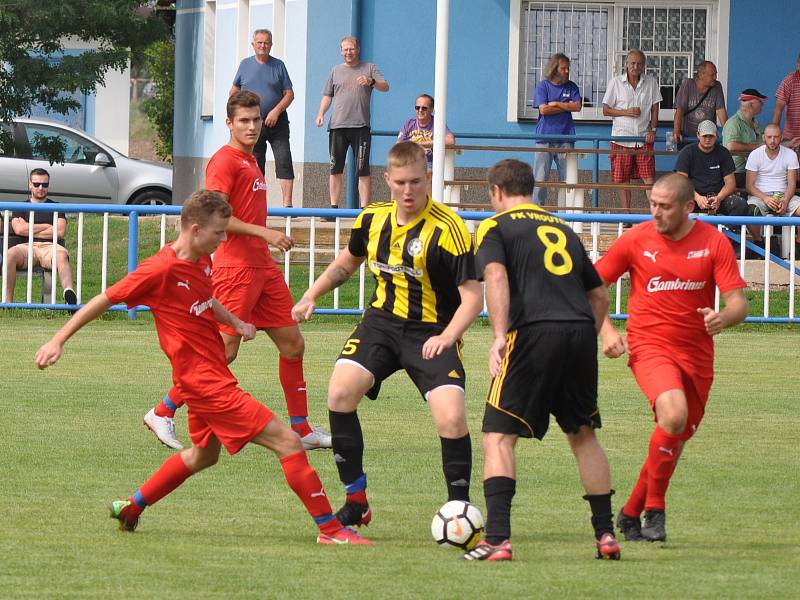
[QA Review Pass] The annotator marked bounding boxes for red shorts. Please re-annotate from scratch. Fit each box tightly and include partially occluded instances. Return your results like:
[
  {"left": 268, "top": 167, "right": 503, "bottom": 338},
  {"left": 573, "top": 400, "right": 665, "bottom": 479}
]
[
  {"left": 213, "top": 265, "right": 296, "bottom": 335},
  {"left": 186, "top": 386, "right": 274, "bottom": 455},
  {"left": 610, "top": 142, "right": 655, "bottom": 183},
  {"left": 629, "top": 350, "right": 712, "bottom": 441}
]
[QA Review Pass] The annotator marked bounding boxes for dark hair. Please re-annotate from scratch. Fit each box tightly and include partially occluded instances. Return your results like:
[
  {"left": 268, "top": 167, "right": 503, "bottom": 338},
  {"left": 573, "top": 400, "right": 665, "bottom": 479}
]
[
  {"left": 227, "top": 90, "right": 261, "bottom": 119},
  {"left": 653, "top": 173, "right": 694, "bottom": 204},
  {"left": 487, "top": 159, "right": 535, "bottom": 197},
  {"left": 181, "top": 190, "right": 232, "bottom": 228},
  {"left": 416, "top": 93, "right": 435, "bottom": 109},
  {"left": 30, "top": 168, "right": 50, "bottom": 180},
  {"left": 387, "top": 141, "right": 427, "bottom": 170}
]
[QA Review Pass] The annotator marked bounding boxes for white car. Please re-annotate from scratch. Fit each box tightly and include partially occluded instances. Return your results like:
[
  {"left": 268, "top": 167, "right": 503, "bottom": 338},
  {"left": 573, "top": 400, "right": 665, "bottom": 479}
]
[{"left": 0, "top": 117, "right": 173, "bottom": 205}]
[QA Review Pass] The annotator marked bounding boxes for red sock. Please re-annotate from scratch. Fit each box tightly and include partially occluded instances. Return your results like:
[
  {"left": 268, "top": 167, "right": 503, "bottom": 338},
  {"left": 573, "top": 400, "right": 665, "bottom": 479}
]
[
  {"left": 279, "top": 356, "right": 312, "bottom": 436},
  {"left": 128, "top": 453, "right": 193, "bottom": 518},
  {"left": 623, "top": 459, "right": 649, "bottom": 518},
  {"left": 154, "top": 386, "right": 184, "bottom": 418},
  {"left": 645, "top": 426, "right": 682, "bottom": 511},
  {"left": 280, "top": 451, "right": 340, "bottom": 534},
  {"left": 346, "top": 490, "right": 368, "bottom": 505}
]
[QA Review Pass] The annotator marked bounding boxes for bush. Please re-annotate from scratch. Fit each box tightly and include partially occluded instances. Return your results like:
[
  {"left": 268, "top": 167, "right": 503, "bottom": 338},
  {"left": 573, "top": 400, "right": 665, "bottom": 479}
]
[{"left": 142, "top": 39, "right": 174, "bottom": 162}]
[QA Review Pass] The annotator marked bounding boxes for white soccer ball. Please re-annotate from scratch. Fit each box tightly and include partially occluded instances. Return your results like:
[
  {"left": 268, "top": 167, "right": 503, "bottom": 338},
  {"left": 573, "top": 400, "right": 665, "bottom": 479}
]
[{"left": 431, "top": 500, "right": 484, "bottom": 550}]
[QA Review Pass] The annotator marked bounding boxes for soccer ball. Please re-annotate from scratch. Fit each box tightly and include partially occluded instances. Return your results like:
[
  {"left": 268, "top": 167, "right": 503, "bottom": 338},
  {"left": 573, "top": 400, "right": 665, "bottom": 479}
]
[{"left": 431, "top": 500, "right": 484, "bottom": 550}]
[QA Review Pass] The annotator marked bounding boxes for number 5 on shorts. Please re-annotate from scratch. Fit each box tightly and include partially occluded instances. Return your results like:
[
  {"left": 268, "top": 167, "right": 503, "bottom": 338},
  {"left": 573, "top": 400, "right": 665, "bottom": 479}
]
[{"left": 342, "top": 337, "right": 361, "bottom": 356}]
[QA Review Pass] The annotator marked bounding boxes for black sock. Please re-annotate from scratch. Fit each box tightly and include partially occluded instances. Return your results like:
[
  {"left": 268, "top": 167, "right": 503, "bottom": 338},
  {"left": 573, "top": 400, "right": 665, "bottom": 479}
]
[
  {"left": 329, "top": 410, "right": 364, "bottom": 485},
  {"left": 583, "top": 491, "right": 614, "bottom": 539},
  {"left": 441, "top": 434, "right": 472, "bottom": 502},
  {"left": 484, "top": 476, "right": 515, "bottom": 545}
]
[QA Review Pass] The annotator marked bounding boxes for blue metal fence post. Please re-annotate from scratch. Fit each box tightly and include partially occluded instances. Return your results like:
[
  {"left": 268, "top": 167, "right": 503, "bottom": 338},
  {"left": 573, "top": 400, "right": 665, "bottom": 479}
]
[
  {"left": 346, "top": 155, "right": 357, "bottom": 209},
  {"left": 127, "top": 211, "right": 139, "bottom": 320},
  {"left": 592, "top": 139, "right": 600, "bottom": 208}
]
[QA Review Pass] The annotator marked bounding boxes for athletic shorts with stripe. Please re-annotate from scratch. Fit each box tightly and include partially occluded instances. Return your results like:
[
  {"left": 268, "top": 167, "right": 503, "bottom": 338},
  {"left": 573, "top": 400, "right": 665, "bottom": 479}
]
[
  {"left": 212, "top": 264, "right": 296, "bottom": 335},
  {"left": 336, "top": 308, "right": 466, "bottom": 400},
  {"left": 483, "top": 321, "right": 600, "bottom": 440},
  {"left": 628, "top": 346, "right": 712, "bottom": 442}
]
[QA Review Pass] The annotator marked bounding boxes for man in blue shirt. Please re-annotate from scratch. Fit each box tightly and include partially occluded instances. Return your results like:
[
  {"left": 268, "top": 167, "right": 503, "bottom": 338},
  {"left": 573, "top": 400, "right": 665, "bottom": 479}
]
[
  {"left": 231, "top": 29, "right": 295, "bottom": 207},
  {"left": 532, "top": 54, "right": 582, "bottom": 205}
]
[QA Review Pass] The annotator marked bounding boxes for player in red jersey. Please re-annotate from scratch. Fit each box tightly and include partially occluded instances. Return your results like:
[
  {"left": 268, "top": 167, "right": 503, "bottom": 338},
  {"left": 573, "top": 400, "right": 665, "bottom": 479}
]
[
  {"left": 143, "top": 90, "right": 331, "bottom": 452},
  {"left": 34, "top": 191, "right": 370, "bottom": 545},
  {"left": 595, "top": 173, "right": 747, "bottom": 542}
]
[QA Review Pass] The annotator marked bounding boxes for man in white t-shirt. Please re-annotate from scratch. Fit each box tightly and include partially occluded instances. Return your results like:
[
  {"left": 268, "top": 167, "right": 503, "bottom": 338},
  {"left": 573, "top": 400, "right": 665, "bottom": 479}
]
[{"left": 746, "top": 123, "right": 800, "bottom": 217}]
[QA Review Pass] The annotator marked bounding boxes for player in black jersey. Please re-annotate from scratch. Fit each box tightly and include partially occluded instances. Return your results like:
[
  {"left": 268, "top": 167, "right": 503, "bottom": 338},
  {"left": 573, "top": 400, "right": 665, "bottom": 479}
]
[
  {"left": 292, "top": 142, "right": 482, "bottom": 529},
  {"left": 463, "top": 159, "right": 620, "bottom": 562}
]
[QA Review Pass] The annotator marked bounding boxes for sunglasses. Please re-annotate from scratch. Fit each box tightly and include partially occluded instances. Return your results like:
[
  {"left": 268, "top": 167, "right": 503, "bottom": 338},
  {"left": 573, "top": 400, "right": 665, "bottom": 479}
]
[
  {"left": 31, "top": 182, "right": 49, "bottom": 188},
  {"left": 415, "top": 105, "right": 431, "bottom": 111}
]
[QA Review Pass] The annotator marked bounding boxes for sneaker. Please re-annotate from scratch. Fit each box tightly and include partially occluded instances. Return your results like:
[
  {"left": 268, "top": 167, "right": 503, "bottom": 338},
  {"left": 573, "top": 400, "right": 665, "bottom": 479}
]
[
  {"left": 143, "top": 408, "right": 184, "bottom": 450},
  {"left": 641, "top": 509, "right": 667, "bottom": 542},
  {"left": 109, "top": 500, "right": 139, "bottom": 532},
  {"left": 462, "top": 539, "right": 513, "bottom": 561},
  {"left": 335, "top": 501, "right": 372, "bottom": 527},
  {"left": 317, "top": 526, "right": 374, "bottom": 546},
  {"left": 595, "top": 532, "right": 621, "bottom": 560},
  {"left": 301, "top": 425, "right": 332, "bottom": 450},
  {"left": 616, "top": 509, "right": 644, "bottom": 542},
  {"left": 63, "top": 288, "right": 78, "bottom": 305},
  {"left": 322, "top": 205, "right": 339, "bottom": 222}
]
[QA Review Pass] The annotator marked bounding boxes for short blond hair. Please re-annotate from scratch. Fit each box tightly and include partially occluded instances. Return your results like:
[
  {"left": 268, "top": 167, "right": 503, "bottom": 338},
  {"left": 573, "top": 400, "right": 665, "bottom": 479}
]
[
  {"left": 387, "top": 141, "right": 426, "bottom": 171},
  {"left": 181, "top": 190, "right": 232, "bottom": 228}
]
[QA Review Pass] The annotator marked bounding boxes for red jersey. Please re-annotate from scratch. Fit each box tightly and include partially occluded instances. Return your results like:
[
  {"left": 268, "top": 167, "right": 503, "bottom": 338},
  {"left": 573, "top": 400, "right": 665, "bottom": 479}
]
[
  {"left": 206, "top": 144, "right": 273, "bottom": 268},
  {"left": 595, "top": 220, "right": 746, "bottom": 359},
  {"left": 105, "top": 245, "right": 238, "bottom": 399}
]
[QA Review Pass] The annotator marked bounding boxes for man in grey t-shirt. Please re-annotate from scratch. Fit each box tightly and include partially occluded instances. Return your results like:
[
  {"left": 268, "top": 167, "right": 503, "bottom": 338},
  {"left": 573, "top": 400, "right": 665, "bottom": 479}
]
[
  {"left": 315, "top": 36, "right": 389, "bottom": 208},
  {"left": 672, "top": 61, "right": 727, "bottom": 148}
]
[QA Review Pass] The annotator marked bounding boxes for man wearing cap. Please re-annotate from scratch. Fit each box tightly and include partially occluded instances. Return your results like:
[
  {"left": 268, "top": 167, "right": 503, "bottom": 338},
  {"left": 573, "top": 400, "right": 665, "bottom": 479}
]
[
  {"left": 771, "top": 53, "right": 800, "bottom": 151},
  {"left": 675, "top": 120, "right": 748, "bottom": 218},
  {"left": 722, "top": 89, "right": 768, "bottom": 189}
]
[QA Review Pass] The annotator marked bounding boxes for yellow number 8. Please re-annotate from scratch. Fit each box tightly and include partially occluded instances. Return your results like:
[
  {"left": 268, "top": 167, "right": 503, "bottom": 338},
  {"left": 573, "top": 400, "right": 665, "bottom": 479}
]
[{"left": 537, "top": 226, "right": 573, "bottom": 276}]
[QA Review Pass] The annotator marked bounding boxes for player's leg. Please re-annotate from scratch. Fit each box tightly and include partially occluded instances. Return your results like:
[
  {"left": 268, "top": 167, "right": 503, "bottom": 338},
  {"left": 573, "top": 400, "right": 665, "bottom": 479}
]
[
  {"left": 110, "top": 436, "right": 221, "bottom": 532},
  {"left": 428, "top": 386, "right": 472, "bottom": 502},
  {"left": 248, "top": 416, "right": 372, "bottom": 545},
  {"left": 144, "top": 386, "right": 185, "bottom": 450}
]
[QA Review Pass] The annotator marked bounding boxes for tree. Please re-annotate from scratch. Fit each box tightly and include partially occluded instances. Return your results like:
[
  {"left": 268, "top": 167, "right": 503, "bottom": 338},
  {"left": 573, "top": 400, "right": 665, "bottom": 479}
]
[
  {"left": 0, "top": 0, "right": 167, "bottom": 163},
  {"left": 142, "top": 38, "right": 174, "bottom": 162}
]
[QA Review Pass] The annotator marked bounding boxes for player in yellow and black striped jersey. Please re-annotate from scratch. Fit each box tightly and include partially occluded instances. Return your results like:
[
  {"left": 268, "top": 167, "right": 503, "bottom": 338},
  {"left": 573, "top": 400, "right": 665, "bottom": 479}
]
[
  {"left": 291, "top": 142, "right": 483, "bottom": 529},
  {"left": 463, "top": 159, "right": 620, "bottom": 562}
]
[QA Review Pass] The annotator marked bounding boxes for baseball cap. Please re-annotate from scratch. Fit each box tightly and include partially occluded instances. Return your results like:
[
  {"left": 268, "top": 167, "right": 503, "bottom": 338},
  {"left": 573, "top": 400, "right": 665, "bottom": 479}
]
[
  {"left": 697, "top": 120, "right": 718, "bottom": 137},
  {"left": 739, "top": 88, "right": 768, "bottom": 101}
]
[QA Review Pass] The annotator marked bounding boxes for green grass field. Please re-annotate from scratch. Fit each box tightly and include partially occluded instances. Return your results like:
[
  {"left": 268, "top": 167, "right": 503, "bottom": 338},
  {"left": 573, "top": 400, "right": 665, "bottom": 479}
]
[{"left": 1, "top": 316, "right": 798, "bottom": 599}]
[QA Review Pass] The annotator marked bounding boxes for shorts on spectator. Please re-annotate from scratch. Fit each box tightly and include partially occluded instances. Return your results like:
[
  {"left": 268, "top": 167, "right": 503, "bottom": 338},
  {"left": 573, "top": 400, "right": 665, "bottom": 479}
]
[
  {"left": 610, "top": 142, "right": 655, "bottom": 183},
  {"left": 253, "top": 112, "right": 294, "bottom": 180},
  {"left": 329, "top": 127, "right": 371, "bottom": 176},
  {"left": 747, "top": 194, "right": 800, "bottom": 217},
  {"left": 11, "top": 241, "right": 69, "bottom": 270}
]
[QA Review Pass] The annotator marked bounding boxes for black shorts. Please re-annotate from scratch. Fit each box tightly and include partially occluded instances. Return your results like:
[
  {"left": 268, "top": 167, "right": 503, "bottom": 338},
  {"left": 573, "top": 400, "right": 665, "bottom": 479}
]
[
  {"left": 329, "top": 127, "right": 371, "bottom": 176},
  {"left": 336, "top": 309, "right": 465, "bottom": 399},
  {"left": 483, "top": 321, "right": 600, "bottom": 440},
  {"left": 253, "top": 112, "right": 294, "bottom": 180}
]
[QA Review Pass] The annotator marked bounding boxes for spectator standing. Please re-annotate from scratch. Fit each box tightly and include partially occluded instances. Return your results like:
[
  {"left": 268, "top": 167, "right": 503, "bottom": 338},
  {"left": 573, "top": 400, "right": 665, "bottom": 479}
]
[
  {"left": 532, "top": 53, "right": 582, "bottom": 205},
  {"left": 722, "top": 89, "right": 767, "bottom": 189},
  {"left": 746, "top": 124, "right": 800, "bottom": 236},
  {"left": 230, "top": 29, "right": 295, "bottom": 208},
  {"left": 771, "top": 52, "right": 800, "bottom": 150},
  {"left": 602, "top": 49, "right": 662, "bottom": 212},
  {"left": 316, "top": 36, "right": 389, "bottom": 209},
  {"left": 672, "top": 61, "right": 727, "bottom": 148},
  {"left": 597, "top": 173, "right": 747, "bottom": 544},
  {"left": 397, "top": 93, "right": 455, "bottom": 171},
  {"left": 4, "top": 168, "right": 77, "bottom": 305}
]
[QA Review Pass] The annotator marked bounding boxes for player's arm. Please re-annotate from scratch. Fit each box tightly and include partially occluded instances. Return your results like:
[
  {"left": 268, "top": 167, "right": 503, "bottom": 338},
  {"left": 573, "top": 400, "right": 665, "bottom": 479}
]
[
  {"left": 226, "top": 215, "right": 293, "bottom": 251},
  {"left": 421, "top": 279, "right": 482, "bottom": 360},
  {"left": 292, "top": 248, "right": 365, "bottom": 322},
  {"left": 599, "top": 311, "right": 628, "bottom": 358},
  {"left": 481, "top": 262, "right": 510, "bottom": 377},
  {"left": 211, "top": 298, "right": 256, "bottom": 341},
  {"left": 586, "top": 285, "right": 609, "bottom": 335},
  {"left": 697, "top": 288, "right": 747, "bottom": 336},
  {"left": 315, "top": 95, "right": 332, "bottom": 127},
  {"left": 35, "top": 293, "right": 113, "bottom": 369}
]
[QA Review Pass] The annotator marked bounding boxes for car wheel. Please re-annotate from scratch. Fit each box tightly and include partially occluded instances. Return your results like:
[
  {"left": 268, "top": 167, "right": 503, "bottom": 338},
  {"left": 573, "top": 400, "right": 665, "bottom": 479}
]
[{"left": 130, "top": 190, "right": 172, "bottom": 205}]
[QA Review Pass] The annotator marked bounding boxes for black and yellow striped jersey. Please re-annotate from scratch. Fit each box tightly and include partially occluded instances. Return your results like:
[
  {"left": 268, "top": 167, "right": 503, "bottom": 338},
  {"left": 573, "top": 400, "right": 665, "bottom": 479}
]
[
  {"left": 475, "top": 202, "right": 602, "bottom": 330},
  {"left": 348, "top": 197, "right": 476, "bottom": 325}
]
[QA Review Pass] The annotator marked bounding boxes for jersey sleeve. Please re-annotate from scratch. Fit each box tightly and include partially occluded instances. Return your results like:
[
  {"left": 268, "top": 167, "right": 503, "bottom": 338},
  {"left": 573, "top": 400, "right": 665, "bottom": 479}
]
[
  {"left": 347, "top": 211, "right": 370, "bottom": 257},
  {"left": 397, "top": 118, "right": 413, "bottom": 142},
  {"left": 205, "top": 154, "right": 235, "bottom": 196},
  {"left": 279, "top": 61, "right": 293, "bottom": 90},
  {"left": 674, "top": 79, "right": 690, "bottom": 111},
  {"left": 474, "top": 219, "right": 506, "bottom": 281},
  {"left": 533, "top": 80, "right": 548, "bottom": 109},
  {"left": 720, "top": 148, "right": 736, "bottom": 178},
  {"left": 580, "top": 247, "right": 603, "bottom": 291},
  {"left": 370, "top": 64, "right": 385, "bottom": 83},
  {"left": 674, "top": 146, "right": 692, "bottom": 174},
  {"left": 713, "top": 82, "right": 725, "bottom": 110},
  {"left": 436, "top": 216, "right": 476, "bottom": 285},
  {"left": 232, "top": 61, "right": 244, "bottom": 87},
  {"left": 105, "top": 254, "right": 168, "bottom": 309},
  {"left": 322, "top": 71, "right": 334, "bottom": 97},
  {"left": 776, "top": 74, "right": 792, "bottom": 102},
  {"left": 594, "top": 233, "right": 632, "bottom": 284},
  {"left": 711, "top": 234, "right": 746, "bottom": 294}
]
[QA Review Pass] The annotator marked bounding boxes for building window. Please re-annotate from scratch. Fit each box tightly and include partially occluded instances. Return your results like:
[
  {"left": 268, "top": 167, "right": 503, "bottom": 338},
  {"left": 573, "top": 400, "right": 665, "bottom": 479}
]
[
  {"left": 518, "top": 1, "right": 717, "bottom": 121},
  {"left": 201, "top": 0, "right": 217, "bottom": 119}
]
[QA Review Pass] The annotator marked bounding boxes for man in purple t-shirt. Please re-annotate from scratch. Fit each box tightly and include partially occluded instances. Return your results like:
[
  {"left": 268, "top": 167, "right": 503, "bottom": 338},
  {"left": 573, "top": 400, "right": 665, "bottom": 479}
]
[
  {"left": 397, "top": 94, "right": 455, "bottom": 171},
  {"left": 532, "top": 53, "right": 582, "bottom": 205}
]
